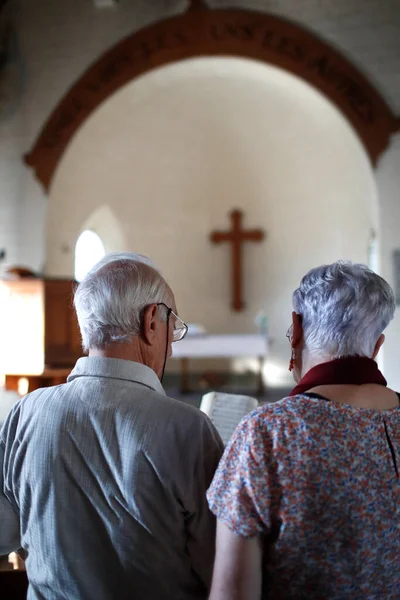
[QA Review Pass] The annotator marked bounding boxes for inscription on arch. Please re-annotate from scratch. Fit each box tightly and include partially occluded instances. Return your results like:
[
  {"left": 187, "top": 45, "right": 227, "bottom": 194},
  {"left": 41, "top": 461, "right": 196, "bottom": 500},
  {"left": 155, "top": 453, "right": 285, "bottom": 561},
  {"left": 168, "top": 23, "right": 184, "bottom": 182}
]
[{"left": 25, "top": 6, "right": 399, "bottom": 190}]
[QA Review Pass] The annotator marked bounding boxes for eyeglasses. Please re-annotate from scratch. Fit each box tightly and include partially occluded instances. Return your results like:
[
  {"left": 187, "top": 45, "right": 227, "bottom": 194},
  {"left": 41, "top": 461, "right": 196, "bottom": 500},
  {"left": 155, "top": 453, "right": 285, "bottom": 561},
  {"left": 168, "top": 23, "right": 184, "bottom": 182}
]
[
  {"left": 286, "top": 324, "right": 293, "bottom": 343},
  {"left": 157, "top": 303, "right": 188, "bottom": 342}
]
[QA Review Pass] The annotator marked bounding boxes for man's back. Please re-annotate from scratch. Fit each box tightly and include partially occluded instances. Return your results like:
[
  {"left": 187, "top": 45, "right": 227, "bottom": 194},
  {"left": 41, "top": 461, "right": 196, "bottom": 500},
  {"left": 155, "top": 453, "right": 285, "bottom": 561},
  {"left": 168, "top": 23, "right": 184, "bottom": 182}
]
[{"left": 1, "top": 357, "right": 224, "bottom": 600}]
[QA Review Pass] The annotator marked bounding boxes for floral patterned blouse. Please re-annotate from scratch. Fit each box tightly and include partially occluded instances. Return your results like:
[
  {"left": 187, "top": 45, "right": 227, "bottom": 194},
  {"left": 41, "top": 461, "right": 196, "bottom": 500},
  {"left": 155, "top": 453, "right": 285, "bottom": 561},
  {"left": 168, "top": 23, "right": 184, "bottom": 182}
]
[{"left": 207, "top": 394, "right": 400, "bottom": 599}]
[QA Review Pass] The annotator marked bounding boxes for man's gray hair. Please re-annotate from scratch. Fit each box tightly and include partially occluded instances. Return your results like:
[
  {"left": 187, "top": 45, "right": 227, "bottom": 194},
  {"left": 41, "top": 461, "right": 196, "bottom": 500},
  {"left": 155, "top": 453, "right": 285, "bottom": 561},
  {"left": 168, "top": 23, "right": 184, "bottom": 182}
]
[
  {"left": 292, "top": 261, "right": 395, "bottom": 359},
  {"left": 74, "top": 252, "right": 170, "bottom": 352}
]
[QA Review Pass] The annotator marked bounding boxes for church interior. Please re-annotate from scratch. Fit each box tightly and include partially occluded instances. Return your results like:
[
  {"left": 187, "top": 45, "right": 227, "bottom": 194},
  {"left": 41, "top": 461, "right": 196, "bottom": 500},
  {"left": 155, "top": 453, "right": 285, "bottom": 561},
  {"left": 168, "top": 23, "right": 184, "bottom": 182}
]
[{"left": 0, "top": 0, "right": 399, "bottom": 588}]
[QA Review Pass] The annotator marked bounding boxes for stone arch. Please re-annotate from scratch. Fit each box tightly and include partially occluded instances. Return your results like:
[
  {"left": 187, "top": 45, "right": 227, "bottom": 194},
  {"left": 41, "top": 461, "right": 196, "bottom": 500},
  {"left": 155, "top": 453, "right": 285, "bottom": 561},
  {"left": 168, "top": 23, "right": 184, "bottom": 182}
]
[{"left": 25, "top": 1, "right": 399, "bottom": 190}]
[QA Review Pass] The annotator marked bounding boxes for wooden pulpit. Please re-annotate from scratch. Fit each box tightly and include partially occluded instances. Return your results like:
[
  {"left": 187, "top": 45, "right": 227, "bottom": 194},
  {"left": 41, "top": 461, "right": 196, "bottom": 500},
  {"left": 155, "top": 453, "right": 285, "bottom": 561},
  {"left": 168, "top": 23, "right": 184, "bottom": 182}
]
[{"left": 0, "top": 276, "right": 83, "bottom": 394}]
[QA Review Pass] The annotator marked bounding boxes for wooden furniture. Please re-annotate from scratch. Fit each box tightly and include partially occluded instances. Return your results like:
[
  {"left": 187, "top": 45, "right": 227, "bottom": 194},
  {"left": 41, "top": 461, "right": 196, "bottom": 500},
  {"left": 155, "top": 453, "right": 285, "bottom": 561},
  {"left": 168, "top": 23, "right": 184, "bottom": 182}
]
[
  {"left": 210, "top": 210, "right": 265, "bottom": 311},
  {"left": 0, "top": 278, "right": 82, "bottom": 394},
  {"left": 0, "top": 571, "right": 28, "bottom": 600},
  {"left": 5, "top": 368, "right": 74, "bottom": 395},
  {"left": 172, "top": 333, "right": 268, "bottom": 395}
]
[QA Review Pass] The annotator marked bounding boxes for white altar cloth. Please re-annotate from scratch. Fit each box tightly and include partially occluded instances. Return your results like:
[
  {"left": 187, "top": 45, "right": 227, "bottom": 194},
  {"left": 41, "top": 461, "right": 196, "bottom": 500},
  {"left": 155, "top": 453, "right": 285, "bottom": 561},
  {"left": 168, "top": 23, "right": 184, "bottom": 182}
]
[{"left": 172, "top": 334, "right": 268, "bottom": 358}]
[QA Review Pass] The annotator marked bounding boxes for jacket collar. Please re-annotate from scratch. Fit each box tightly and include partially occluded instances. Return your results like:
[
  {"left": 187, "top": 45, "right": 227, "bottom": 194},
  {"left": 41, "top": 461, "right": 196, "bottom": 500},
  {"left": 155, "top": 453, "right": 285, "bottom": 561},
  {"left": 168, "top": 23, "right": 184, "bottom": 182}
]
[{"left": 67, "top": 357, "right": 166, "bottom": 396}]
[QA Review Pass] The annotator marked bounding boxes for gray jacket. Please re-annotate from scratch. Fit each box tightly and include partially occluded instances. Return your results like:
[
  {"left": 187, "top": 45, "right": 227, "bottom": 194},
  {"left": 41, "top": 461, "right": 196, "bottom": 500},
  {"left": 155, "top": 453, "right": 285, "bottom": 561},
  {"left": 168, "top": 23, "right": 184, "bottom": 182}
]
[{"left": 0, "top": 357, "right": 224, "bottom": 600}]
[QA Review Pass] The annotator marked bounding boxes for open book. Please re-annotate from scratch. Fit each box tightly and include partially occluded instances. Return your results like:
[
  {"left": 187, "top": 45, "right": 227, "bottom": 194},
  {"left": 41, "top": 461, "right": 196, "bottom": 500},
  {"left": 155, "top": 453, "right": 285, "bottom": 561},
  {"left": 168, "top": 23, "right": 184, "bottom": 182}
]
[{"left": 200, "top": 392, "right": 258, "bottom": 445}]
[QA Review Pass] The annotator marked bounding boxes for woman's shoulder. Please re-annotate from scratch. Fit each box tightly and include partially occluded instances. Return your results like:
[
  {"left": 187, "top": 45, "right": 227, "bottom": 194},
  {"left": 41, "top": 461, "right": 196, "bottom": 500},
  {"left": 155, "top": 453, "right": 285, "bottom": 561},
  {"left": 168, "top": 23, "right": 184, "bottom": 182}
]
[
  {"left": 251, "top": 394, "right": 323, "bottom": 420},
  {"left": 243, "top": 393, "right": 359, "bottom": 437},
  {"left": 227, "top": 396, "right": 332, "bottom": 466},
  {"left": 247, "top": 393, "right": 400, "bottom": 435},
  {"left": 235, "top": 395, "right": 325, "bottom": 441}
]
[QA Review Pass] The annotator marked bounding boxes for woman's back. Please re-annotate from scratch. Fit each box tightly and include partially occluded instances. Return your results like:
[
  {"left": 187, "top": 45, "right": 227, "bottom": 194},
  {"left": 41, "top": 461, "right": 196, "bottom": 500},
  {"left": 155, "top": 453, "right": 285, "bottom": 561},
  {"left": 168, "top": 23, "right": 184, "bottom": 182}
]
[{"left": 207, "top": 394, "right": 400, "bottom": 599}]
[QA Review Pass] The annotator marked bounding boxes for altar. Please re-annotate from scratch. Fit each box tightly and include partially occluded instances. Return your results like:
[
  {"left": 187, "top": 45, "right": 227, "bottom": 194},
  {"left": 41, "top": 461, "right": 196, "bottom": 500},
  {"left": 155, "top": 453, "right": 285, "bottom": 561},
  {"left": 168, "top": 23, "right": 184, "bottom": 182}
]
[{"left": 172, "top": 334, "right": 269, "bottom": 395}]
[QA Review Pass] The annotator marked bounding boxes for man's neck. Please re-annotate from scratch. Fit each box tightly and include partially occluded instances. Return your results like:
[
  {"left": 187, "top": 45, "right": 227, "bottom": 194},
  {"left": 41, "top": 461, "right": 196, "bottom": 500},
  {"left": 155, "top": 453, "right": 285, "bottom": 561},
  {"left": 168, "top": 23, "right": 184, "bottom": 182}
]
[
  {"left": 89, "top": 342, "right": 142, "bottom": 363},
  {"left": 88, "top": 342, "right": 162, "bottom": 381}
]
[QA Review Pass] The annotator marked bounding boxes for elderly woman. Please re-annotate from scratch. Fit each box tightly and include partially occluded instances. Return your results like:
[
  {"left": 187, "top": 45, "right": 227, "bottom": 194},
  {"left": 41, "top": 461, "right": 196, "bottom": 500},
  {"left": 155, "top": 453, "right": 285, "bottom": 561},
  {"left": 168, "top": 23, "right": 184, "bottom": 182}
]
[{"left": 207, "top": 261, "right": 400, "bottom": 600}]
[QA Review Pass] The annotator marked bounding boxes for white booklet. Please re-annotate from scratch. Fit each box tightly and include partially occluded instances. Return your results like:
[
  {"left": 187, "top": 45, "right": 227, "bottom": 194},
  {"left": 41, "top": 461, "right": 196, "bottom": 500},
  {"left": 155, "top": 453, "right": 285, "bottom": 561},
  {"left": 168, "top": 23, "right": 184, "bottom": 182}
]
[{"left": 200, "top": 391, "right": 258, "bottom": 445}]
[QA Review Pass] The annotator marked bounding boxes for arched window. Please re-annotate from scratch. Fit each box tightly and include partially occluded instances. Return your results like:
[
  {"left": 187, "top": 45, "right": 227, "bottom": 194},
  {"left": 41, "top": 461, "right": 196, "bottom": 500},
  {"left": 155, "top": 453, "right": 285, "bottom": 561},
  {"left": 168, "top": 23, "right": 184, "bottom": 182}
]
[
  {"left": 74, "top": 230, "right": 105, "bottom": 282},
  {"left": 368, "top": 230, "right": 379, "bottom": 274}
]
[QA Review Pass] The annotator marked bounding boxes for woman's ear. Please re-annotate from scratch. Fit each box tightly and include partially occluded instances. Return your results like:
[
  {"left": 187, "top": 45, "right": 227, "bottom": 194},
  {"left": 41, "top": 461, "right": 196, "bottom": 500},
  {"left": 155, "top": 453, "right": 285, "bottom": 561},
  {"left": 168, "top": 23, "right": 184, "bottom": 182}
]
[
  {"left": 141, "top": 304, "right": 158, "bottom": 345},
  {"left": 372, "top": 334, "right": 385, "bottom": 359},
  {"left": 291, "top": 312, "right": 303, "bottom": 349}
]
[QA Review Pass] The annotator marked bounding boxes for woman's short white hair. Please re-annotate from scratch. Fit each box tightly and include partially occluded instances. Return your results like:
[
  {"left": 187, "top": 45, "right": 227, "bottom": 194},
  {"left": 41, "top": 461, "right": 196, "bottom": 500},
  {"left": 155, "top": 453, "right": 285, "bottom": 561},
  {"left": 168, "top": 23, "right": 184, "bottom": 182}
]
[
  {"left": 292, "top": 261, "right": 396, "bottom": 358},
  {"left": 74, "top": 252, "right": 171, "bottom": 352}
]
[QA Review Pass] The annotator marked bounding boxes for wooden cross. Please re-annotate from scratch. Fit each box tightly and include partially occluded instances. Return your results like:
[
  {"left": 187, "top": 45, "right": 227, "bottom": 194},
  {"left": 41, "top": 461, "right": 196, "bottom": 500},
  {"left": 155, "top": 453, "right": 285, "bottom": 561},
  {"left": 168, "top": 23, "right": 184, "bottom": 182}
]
[{"left": 210, "top": 209, "right": 265, "bottom": 312}]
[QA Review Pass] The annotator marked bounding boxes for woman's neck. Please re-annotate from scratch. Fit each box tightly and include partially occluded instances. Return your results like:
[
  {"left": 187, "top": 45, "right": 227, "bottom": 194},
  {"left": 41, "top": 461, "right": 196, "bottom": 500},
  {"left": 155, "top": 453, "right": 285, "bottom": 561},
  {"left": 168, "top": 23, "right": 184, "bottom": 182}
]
[{"left": 300, "top": 351, "right": 332, "bottom": 380}]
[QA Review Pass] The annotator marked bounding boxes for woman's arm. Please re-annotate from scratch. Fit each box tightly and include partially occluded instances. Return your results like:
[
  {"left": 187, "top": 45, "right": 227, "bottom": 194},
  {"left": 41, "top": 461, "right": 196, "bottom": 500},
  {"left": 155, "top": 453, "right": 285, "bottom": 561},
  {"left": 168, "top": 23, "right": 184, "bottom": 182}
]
[{"left": 209, "top": 520, "right": 262, "bottom": 600}]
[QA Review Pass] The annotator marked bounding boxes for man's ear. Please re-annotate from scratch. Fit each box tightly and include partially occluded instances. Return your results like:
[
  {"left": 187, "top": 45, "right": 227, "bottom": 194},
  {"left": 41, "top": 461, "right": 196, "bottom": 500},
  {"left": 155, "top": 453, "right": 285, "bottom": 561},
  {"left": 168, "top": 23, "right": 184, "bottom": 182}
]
[
  {"left": 141, "top": 304, "right": 158, "bottom": 345},
  {"left": 291, "top": 311, "right": 303, "bottom": 349},
  {"left": 372, "top": 334, "right": 385, "bottom": 360}
]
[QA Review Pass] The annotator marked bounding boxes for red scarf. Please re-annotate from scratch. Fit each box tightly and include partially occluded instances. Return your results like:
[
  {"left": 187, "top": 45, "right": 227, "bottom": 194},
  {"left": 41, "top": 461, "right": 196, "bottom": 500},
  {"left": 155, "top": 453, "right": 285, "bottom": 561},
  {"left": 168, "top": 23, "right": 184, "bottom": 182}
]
[{"left": 290, "top": 356, "right": 387, "bottom": 396}]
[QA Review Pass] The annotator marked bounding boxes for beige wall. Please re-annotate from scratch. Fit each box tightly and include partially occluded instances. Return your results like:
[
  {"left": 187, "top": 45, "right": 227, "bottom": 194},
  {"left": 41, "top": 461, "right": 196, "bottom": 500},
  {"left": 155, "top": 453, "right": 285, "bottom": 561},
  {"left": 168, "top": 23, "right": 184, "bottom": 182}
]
[
  {"left": 47, "top": 58, "right": 377, "bottom": 384},
  {"left": 376, "top": 137, "right": 400, "bottom": 390}
]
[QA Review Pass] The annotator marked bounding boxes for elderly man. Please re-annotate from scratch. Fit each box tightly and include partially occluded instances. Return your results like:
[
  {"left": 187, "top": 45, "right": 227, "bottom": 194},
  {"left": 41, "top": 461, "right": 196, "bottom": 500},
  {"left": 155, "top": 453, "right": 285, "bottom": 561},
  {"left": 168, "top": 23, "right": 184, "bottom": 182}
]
[{"left": 0, "top": 253, "right": 224, "bottom": 600}]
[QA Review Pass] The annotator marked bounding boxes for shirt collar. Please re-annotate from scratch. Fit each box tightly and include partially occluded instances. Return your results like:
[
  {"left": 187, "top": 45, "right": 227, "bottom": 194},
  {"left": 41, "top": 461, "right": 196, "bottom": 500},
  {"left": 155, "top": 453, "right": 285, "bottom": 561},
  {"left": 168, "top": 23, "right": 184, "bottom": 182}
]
[{"left": 67, "top": 357, "right": 166, "bottom": 396}]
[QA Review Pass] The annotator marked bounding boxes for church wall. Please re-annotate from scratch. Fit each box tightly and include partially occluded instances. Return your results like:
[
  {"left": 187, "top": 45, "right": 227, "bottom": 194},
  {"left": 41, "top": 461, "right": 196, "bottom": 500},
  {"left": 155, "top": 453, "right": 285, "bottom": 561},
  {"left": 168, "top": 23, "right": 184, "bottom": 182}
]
[
  {"left": 0, "top": 0, "right": 399, "bottom": 385},
  {"left": 46, "top": 57, "right": 378, "bottom": 384},
  {"left": 377, "top": 137, "right": 400, "bottom": 391}
]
